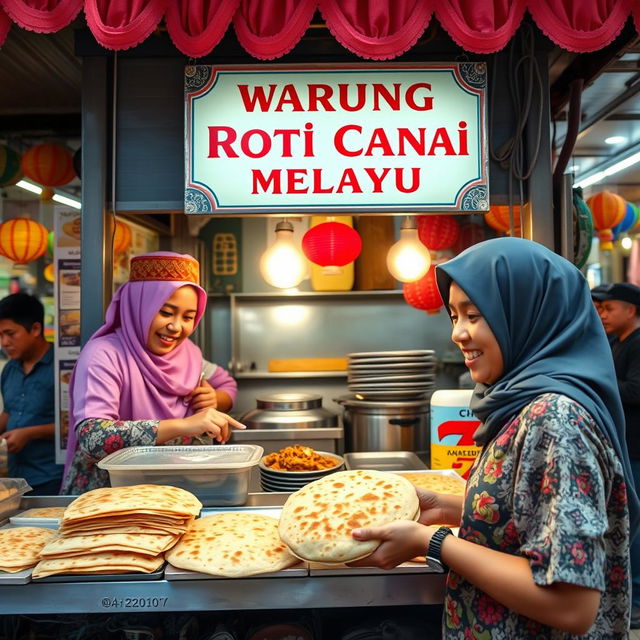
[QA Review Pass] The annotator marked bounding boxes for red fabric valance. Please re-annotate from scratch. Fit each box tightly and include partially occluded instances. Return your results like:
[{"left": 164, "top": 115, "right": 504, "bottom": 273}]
[{"left": 0, "top": 0, "right": 638, "bottom": 57}]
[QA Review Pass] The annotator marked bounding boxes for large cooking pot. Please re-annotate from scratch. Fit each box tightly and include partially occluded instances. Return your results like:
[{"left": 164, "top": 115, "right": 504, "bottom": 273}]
[
  {"left": 240, "top": 393, "right": 338, "bottom": 430},
  {"left": 335, "top": 395, "right": 429, "bottom": 455}
]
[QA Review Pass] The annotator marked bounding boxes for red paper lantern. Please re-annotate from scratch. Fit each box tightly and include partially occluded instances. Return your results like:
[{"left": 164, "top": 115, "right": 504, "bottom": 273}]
[
  {"left": 113, "top": 220, "right": 132, "bottom": 254},
  {"left": 417, "top": 215, "right": 460, "bottom": 250},
  {"left": 484, "top": 205, "right": 521, "bottom": 235},
  {"left": 302, "top": 221, "right": 361, "bottom": 272},
  {"left": 0, "top": 218, "right": 48, "bottom": 264},
  {"left": 403, "top": 266, "right": 443, "bottom": 314},
  {"left": 453, "top": 222, "right": 487, "bottom": 254},
  {"left": 586, "top": 191, "right": 626, "bottom": 250},
  {"left": 21, "top": 143, "right": 75, "bottom": 187}
]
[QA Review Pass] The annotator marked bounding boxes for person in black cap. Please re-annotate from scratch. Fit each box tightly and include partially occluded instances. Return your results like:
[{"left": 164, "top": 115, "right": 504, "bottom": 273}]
[{"left": 592, "top": 281, "right": 640, "bottom": 627}]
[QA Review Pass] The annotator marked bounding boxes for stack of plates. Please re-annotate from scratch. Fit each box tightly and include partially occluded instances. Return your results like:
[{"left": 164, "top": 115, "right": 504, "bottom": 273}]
[
  {"left": 347, "top": 350, "right": 437, "bottom": 400},
  {"left": 259, "top": 452, "right": 345, "bottom": 492}
]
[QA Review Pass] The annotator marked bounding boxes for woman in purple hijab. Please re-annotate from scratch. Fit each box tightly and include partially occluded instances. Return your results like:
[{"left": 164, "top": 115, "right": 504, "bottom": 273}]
[{"left": 61, "top": 251, "right": 244, "bottom": 494}]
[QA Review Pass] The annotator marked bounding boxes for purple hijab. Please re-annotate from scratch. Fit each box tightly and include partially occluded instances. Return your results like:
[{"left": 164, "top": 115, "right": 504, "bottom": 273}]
[{"left": 63, "top": 251, "right": 207, "bottom": 478}]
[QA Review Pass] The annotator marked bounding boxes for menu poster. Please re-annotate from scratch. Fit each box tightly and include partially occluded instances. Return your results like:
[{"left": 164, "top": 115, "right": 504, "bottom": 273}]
[{"left": 54, "top": 210, "right": 81, "bottom": 464}]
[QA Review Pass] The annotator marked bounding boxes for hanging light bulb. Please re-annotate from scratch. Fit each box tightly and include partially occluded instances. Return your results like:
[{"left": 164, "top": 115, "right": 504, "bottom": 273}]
[
  {"left": 259, "top": 219, "right": 307, "bottom": 289},
  {"left": 386, "top": 216, "right": 431, "bottom": 282}
]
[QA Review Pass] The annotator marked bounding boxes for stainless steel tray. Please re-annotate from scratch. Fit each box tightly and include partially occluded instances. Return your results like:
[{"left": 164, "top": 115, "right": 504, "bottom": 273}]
[
  {"left": 0, "top": 568, "right": 32, "bottom": 585},
  {"left": 344, "top": 451, "right": 428, "bottom": 471},
  {"left": 165, "top": 562, "right": 308, "bottom": 580},
  {"left": 32, "top": 565, "right": 165, "bottom": 583},
  {"left": 308, "top": 561, "right": 442, "bottom": 576}
]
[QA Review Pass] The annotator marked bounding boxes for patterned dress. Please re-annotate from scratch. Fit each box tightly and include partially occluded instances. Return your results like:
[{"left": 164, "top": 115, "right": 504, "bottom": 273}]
[
  {"left": 444, "top": 393, "right": 631, "bottom": 639},
  {"left": 60, "top": 418, "right": 216, "bottom": 494}
]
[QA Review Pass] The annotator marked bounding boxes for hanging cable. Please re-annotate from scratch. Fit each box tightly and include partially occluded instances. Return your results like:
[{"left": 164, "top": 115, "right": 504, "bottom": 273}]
[{"left": 489, "top": 22, "right": 544, "bottom": 237}]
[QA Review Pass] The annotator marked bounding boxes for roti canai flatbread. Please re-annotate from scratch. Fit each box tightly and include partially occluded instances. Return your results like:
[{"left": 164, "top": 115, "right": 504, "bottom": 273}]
[
  {"left": 278, "top": 470, "right": 419, "bottom": 564},
  {"left": 396, "top": 472, "right": 466, "bottom": 496},
  {"left": 15, "top": 507, "right": 67, "bottom": 519},
  {"left": 62, "top": 484, "right": 202, "bottom": 525},
  {"left": 166, "top": 513, "right": 298, "bottom": 578},
  {"left": 0, "top": 527, "right": 57, "bottom": 572},
  {"left": 32, "top": 550, "right": 164, "bottom": 579},
  {"left": 40, "top": 531, "right": 178, "bottom": 558}
]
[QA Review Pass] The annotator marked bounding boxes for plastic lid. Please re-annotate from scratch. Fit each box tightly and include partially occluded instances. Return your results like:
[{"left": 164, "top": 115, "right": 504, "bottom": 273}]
[{"left": 97, "top": 445, "right": 263, "bottom": 471}]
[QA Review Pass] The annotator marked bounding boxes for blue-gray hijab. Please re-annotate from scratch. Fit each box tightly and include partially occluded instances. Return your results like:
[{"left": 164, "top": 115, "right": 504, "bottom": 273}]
[{"left": 436, "top": 236, "right": 640, "bottom": 533}]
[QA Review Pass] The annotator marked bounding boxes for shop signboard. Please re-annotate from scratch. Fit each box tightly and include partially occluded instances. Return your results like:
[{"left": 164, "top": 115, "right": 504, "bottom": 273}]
[
  {"left": 53, "top": 210, "right": 81, "bottom": 463},
  {"left": 185, "top": 63, "right": 488, "bottom": 214}
]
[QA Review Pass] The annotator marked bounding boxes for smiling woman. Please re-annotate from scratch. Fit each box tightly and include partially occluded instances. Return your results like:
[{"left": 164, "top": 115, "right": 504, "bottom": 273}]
[{"left": 60, "top": 251, "right": 244, "bottom": 495}]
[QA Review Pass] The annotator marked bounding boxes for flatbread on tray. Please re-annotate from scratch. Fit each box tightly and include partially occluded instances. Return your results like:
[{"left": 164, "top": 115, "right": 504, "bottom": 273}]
[
  {"left": 32, "top": 550, "right": 164, "bottom": 579},
  {"left": 13, "top": 507, "right": 67, "bottom": 519},
  {"left": 0, "top": 527, "right": 57, "bottom": 572},
  {"left": 278, "top": 469, "right": 419, "bottom": 564},
  {"left": 40, "top": 531, "right": 178, "bottom": 558},
  {"left": 395, "top": 472, "right": 466, "bottom": 496},
  {"left": 166, "top": 513, "right": 298, "bottom": 578}
]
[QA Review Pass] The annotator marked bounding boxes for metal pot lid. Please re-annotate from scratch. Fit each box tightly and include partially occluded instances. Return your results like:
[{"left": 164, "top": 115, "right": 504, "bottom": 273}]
[
  {"left": 334, "top": 394, "right": 430, "bottom": 409},
  {"left": 255, "top": 393, "right": 323, "bottom": 411}
]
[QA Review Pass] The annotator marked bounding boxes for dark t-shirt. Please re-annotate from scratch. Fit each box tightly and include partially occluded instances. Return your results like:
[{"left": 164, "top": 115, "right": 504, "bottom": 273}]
[
  {"left": 611, "top": 327, "right": 640, "bottom": 459},
  {"left": 1, "top": 345, "right": 62, "bottom": 487}
]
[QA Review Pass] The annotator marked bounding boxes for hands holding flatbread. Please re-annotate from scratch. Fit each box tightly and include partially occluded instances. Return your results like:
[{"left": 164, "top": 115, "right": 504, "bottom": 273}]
[{"left": 348, "top": 487, "right": 463, "bottom": 569}]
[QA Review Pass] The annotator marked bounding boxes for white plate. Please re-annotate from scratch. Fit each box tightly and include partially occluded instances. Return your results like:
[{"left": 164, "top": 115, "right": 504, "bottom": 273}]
[
  {"left": 350, "top": 381, "right": 434, "bottom": 389},
  {"left": 352, "top": 390, "right": 430, "bottom": 399},
  {"left": 348, "top": 374, "right": 436, "bottom": 383},
  {"left": 349, "top": 362, "right": 434, "bottom": 371},
  {"left": 347, "top": 356, "right": 436, "bottom": 365},
  {"left": 348, "top": 350, "right": 435, "bottom": 358}
]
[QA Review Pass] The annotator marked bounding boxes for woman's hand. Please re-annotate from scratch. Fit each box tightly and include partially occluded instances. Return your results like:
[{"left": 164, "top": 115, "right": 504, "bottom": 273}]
[
  {"left": 178, "top": 408, "right": 245, "bottom": 443},
  {"left": 184, "top": 377, "right": 218, "bottom": 412},
  {"left": 347, "top": 520, "right": 436, "bottom": 570},
  {"left": 415, "top": 488, "right": 464, "bottom": 527}
]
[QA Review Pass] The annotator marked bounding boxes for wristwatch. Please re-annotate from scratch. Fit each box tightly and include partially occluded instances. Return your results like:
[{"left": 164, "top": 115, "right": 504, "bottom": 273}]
[{"left": 426, "top": 526, "right": 453, "bottom": 572}]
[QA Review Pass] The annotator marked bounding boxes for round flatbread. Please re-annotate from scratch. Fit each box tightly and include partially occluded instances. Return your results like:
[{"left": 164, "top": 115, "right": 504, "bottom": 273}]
[
  {"left": 15, "top": 507, "right": 67, "bottom": 519},
  {"left": 0, "top": 527, "right": 57, "bottom": 571},
  {"left": 278, "top": 469, "right": 419, "bottom": 564},
  {"left": 166, "top": 513, "right": 298, "bottom": 578},
  {"left": 396, "top": 472, "right": 466, "bottom": 496}
]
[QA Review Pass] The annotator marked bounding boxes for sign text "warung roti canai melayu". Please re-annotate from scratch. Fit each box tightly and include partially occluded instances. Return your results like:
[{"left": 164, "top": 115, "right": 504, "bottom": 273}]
[{"left": 185, "top": 64, "right": 488, "bottom": 214}]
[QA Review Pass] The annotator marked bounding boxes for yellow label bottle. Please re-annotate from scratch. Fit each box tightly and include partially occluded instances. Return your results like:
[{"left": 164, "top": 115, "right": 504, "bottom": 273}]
[{"left": 309, "top": 215, "right": 355, "bottom": 291}]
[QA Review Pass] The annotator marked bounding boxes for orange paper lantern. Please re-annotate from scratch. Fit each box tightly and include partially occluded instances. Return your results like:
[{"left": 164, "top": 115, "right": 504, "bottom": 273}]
[
  {"left": 113, "top": 220, "right": 132, "bottom": 254},
  {"left": 586, "top": 191, "right": 626, "bottom": 250},
  {"left": 402, "top": 266, "right": 443, "bottom": 314},
  {"left": 0, "top": 218, "right": 48, "bottom": 264},
  {"left": 43, "top": 263, "right": 55, "bottom": 282},
  {"left": 417, "top": 215, "right": 460, "bottom": 250},
  {"left": 21, "top": 143, "right": 75, "bottom": 187},
  {"left": 484, "top": 205, "right": 521, "bottom": 235}
]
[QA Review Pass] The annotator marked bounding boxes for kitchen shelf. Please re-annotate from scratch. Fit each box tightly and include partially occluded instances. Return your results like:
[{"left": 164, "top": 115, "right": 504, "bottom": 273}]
[
  {"left": 209, "top": 289, "right": 403, "bottom": 300},
  {"left": 235, "top": 371, "right": 348, "bottom": 379}
]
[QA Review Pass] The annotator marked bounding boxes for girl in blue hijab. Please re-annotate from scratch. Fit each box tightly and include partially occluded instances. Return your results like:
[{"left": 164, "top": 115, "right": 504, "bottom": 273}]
[{"left": 351, "top": 237, "right": 637, "bottom": 638}]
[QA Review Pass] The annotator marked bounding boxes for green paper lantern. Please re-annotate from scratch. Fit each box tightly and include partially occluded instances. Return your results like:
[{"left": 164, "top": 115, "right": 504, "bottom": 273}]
[
  {"left": 0, "top": 145, "right": 22, "bottom": 187},
  {"left": 47, "top": 231, "right": 54, "bottom": 257}
]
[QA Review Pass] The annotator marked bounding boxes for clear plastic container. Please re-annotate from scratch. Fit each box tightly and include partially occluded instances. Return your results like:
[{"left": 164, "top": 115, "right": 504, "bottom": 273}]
[
  {"left": 97, "top": 445, "right": 263, "bottom": 506},
  {"left": 0, "top": 477, "right": 32, "bottom": 521}
]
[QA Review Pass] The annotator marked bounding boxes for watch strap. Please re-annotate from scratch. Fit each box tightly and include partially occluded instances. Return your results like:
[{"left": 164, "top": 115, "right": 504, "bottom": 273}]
[{"left": 426, "top": 526, "right": 453, "bottom": 571}]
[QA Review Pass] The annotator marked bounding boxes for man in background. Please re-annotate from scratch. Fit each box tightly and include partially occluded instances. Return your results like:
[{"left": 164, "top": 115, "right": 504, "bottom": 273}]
[
  {"left": 592, "top": 282, "right": 640, "bottom": 627},
  {"left": 0, "top": 293, "right": 61, "bottom": 495}
]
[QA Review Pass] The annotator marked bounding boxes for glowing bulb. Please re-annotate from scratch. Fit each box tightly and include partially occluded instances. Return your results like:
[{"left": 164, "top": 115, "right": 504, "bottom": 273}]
[
  {"left": 621, "top": 236, "right": 633, "bottom": 250},
  {"left": 259, "top": 220, "right": 307, "bottom": 289},
  {"left": 386, "top": 219, "right": 431, "bottom": 282}
]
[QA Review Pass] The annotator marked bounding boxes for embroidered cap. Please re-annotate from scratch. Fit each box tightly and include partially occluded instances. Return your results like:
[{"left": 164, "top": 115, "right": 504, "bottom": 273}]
[{"left": 129, "top": 253, "right": 199, "bottom": 284}]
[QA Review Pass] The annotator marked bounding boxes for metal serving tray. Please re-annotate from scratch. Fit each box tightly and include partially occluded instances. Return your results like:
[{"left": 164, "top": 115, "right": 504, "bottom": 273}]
[
  {"left": 0, "top": 568, "right": 32, "bottom": 585},
  {"left": 33, "top": 565, "right": 166, "bottom": 583},
  {"left": 344, "top": 451, "right": 428, "bottom": 471}
]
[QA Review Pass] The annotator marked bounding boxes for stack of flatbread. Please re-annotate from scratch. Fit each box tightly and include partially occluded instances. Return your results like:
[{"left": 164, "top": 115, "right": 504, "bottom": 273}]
[
  {"left": 166, "top": 512, "right": 299, "bottom": 577},
  {"left": 0, "top": 527, "right": 56, "bottom": 572},
  {"left": 395, "top": 472, "right": 466, "bottom": 496},
  {"left": 32, "top": 484, "right": 202, "bottom": 579},
  {"left": 278, "top": 469, "right": 419, "bottom": 564}
]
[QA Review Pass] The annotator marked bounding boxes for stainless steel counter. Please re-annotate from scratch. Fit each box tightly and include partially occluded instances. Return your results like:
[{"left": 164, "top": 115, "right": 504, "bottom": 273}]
[{"left": 0, "top": 492, "right": 447, "bottom": 615}]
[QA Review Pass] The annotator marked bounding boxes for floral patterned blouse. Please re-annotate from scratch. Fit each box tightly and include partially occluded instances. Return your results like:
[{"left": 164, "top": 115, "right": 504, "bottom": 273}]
[
  {"left": 444, "top": 393, "right": 631, "bottom": 639},
  {"left": 60, "top": 418, "right": 216, "bottom": 494}
]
